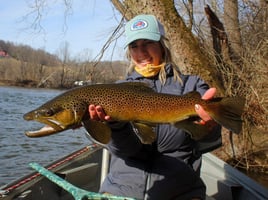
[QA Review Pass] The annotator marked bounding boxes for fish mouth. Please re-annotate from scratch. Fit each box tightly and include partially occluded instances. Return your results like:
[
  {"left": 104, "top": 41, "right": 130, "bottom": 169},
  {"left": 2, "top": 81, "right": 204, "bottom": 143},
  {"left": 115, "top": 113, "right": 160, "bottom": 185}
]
[
  {"left": 25, "top": 118, "right": 82, "bottom": 137},
  {"left": 25, "top": 125, "right": 59, "bottom": 137},
  {"left": 24, "top": 108, "right": 80, "bottom": 137},
  {"left": 25, "top": 119, "right": 67, "bottom": 137}
]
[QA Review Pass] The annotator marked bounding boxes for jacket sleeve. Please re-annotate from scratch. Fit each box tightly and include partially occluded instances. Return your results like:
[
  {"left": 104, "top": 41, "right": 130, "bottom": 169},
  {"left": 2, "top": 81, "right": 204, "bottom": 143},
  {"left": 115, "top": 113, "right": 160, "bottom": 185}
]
[
  {"left": 105, "top": 122, "right": 153, "bottom": 159},
  {"left": 184, "top": 75, "right": 209, "bottom": 96}
]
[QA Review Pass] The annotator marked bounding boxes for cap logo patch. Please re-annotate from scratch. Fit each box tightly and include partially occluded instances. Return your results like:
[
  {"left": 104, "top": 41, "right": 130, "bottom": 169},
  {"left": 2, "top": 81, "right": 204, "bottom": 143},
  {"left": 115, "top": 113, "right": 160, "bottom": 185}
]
[{"left": 131, "top": 20, "right": 148, "bottom": 31}]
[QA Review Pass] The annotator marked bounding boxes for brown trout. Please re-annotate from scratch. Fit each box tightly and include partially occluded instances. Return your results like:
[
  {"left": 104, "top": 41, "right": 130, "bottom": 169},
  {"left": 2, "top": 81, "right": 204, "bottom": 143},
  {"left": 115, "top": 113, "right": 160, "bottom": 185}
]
[{"left": 23, "top": 82, "right": 245, "bottom": 144}]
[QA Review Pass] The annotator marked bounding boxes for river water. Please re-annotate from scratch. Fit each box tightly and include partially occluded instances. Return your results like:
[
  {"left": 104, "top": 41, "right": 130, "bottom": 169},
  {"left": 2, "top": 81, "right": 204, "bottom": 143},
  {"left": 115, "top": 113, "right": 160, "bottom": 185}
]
[
  {"left": 1, "top": 86, "right": 267, "bottom": 190},
  {"left": 0, "top": 86, "right": 89, "bottom": 186}
]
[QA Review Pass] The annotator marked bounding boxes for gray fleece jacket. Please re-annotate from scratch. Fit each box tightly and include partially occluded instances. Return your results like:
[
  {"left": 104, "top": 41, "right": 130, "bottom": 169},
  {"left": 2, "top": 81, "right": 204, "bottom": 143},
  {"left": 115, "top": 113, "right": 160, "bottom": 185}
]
[{"left": 99, "top": 64, "right": 221, "bottom": 200}]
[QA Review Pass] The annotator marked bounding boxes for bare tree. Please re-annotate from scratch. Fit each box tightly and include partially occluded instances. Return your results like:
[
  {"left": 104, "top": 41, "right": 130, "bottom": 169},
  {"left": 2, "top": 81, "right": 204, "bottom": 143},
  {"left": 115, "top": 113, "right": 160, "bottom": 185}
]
[
  {"left": 260, "top": 0, "right": 268, "bottom": 32},
  {"left": 224, "top": 0, "right": 243, "bottom": 63},
  {"left": 57, "top": 41, "right": 71, "bottom": 87},
  {"left": 111, "top": 0, "right": 225, "bottom": 94}
]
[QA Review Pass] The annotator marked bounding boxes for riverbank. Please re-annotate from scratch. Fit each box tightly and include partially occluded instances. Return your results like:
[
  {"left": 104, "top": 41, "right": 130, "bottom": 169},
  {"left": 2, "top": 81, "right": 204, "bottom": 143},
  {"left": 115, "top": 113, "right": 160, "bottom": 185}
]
[{"left": 0, "top": 79, "right": 69, "bottom": 89}]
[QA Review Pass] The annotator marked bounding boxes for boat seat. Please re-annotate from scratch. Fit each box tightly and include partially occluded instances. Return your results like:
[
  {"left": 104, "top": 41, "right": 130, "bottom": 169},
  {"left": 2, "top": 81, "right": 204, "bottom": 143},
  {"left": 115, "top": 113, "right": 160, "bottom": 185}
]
[
  {"left": 59, "top": 163, "right": 100, "bottom": 191},
  {"left": 204, "top": 177, "right": 243, "bottom": 200}
]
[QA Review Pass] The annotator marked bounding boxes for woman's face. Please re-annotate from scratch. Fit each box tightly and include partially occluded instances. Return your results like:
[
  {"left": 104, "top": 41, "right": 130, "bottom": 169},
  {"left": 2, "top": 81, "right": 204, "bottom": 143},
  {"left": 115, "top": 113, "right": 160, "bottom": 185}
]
[{"left": 129, "top": 39, "right": 163, "bottom": 68}]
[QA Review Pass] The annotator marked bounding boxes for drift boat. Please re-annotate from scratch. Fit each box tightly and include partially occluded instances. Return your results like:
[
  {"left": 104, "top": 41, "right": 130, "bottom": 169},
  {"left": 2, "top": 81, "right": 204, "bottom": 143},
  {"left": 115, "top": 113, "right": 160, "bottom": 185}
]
[{"left": 0, "top": 143, "right": 267, "bottom": 200}]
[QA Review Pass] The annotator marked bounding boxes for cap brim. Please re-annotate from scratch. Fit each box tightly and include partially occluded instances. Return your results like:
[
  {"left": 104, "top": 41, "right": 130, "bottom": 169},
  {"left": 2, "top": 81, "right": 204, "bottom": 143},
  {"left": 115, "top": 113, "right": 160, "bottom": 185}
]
[{"left": 124, "top": 32, "right": 161, "bottom": 48}]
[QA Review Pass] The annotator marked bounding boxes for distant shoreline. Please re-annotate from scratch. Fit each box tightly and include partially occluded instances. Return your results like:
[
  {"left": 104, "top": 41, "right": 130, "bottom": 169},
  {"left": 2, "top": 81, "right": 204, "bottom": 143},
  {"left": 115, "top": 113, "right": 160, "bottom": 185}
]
[
  {"left": 0, "top": 79, "right": 66, "bottom": 89},
  {"left": 0, "top": 80, "right": 17, "bottom": 86}
]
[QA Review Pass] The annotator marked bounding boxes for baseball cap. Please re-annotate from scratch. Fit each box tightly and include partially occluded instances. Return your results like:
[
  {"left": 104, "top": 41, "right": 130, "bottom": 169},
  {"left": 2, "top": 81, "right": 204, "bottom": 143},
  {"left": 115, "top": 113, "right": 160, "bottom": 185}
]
[{"left": 125, "top": 14, "right": 165, "bottom": 47}]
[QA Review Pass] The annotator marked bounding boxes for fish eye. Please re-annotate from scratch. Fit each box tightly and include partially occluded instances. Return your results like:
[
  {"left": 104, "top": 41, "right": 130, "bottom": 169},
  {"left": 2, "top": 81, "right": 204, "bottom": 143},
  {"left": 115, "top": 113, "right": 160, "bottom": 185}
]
[{"left": 41, "top": 109, "right": 54, "bottom": 117}]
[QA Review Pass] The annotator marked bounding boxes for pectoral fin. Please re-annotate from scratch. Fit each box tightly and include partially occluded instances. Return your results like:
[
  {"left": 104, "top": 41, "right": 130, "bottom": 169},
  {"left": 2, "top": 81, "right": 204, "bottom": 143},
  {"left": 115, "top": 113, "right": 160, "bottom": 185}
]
[
  {"left": 82, "top": 120, "right": 111, "bottom": 144},
  {"left": 132, "top": 122, "right": 156, "bottom": 144}
]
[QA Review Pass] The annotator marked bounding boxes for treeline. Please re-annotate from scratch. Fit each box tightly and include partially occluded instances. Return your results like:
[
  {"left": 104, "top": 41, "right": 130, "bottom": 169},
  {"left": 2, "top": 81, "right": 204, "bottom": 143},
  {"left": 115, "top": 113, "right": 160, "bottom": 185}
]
[
  {"left": 0, "top": 40, "right": 127, "bottom": 88},
  {"left": 0, "top": 40, "right": 60, "bottom": 66}
]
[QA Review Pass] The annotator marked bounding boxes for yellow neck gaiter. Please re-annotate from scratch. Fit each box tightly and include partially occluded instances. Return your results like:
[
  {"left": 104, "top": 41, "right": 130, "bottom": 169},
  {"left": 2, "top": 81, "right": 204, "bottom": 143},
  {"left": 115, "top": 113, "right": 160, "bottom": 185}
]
[{"left": 135, "top": 63, "right": 165, "bottom": 78}]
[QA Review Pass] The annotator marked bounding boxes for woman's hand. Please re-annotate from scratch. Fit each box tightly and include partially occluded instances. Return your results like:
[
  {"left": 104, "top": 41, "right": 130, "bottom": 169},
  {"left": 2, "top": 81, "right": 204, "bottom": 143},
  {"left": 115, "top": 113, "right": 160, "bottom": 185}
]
[
  {"left": 88, "top": 105, "right": 127, "bottom": 130},
  {"left": 88, "top": 105, "right": 111, "bottom": 121},
  {"left": 194, "top": 88, "right": 217, "bottom": 127}
]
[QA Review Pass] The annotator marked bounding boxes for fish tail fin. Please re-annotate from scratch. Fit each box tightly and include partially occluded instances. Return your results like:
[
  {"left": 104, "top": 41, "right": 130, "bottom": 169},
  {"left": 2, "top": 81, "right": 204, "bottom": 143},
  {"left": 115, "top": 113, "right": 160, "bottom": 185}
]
[
  {"left": 174, "top": 97, "right": 245, "bottom": 140},
  {"left": 206, "top": 97, "right": 245, "bottom": 134}
]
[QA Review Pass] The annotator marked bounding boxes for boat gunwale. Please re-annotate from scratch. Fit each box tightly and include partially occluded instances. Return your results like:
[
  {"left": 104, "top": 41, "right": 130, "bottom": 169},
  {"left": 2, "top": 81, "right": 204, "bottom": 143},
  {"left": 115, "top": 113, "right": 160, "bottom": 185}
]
[{"left": 0, "top": 143, "right": 102, "bottom": 198}]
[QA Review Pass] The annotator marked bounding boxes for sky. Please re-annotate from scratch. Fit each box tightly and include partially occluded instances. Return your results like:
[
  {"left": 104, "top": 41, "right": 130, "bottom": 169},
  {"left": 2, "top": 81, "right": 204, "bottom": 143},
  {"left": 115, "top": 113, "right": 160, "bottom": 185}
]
[{"left": 0, "top": 0, "right": 126, "bottom": 61}]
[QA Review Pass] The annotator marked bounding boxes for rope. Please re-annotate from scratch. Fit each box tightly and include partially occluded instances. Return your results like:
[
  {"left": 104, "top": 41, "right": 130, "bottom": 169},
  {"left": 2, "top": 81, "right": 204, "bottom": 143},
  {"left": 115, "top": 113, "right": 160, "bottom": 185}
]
[
  {"left": 0, "top": 144, "right": 99, "bottom": 196},
  {"left": 30, "top": 162, "right": 136, "bottom": 200}
]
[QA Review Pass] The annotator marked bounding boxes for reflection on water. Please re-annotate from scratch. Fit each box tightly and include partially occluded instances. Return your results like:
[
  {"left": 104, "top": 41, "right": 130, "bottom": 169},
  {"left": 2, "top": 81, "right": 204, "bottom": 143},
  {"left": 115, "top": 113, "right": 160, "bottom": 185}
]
[{"left": 0, "top": 86, "right": 89, "bottom": 186}]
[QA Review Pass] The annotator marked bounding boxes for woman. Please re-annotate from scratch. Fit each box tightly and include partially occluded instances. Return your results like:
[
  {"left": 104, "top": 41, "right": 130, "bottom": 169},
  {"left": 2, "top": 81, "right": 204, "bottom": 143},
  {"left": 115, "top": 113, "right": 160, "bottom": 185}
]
[{"left": 89, "top": 14, "right": 221, "bottom": 200}]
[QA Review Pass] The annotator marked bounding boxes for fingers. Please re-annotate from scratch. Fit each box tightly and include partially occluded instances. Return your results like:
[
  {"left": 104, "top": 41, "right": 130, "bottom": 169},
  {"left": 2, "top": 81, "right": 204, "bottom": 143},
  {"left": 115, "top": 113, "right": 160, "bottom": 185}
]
[
  {"left": 195, "top": 104, "right": 212, "bottom": 122},
  {"left": 194, "top": 104, "right": 218, "bottom": 130},
  {"left": 195, "top": 88, "right": 217, "bottom": 125},
  {"left": 202, "top": 87, "right": 216, "bottom": 100},
  {"left": 88, "top": 105, "right": 111, "bottom": 121}
]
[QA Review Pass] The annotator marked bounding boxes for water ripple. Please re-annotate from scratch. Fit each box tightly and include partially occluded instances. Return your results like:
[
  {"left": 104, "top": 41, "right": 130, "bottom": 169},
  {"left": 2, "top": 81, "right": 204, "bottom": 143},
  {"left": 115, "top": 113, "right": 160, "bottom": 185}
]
[{"left": 0, "top": 86, "right": 89, "bottom": 186}]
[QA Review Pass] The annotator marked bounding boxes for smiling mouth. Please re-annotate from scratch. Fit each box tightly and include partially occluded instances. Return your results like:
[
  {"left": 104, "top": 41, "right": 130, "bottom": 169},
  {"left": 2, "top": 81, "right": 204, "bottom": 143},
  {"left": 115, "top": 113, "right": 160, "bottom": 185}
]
[{"left": 140, "top": 60, "right": 152, "bottom": 66}]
